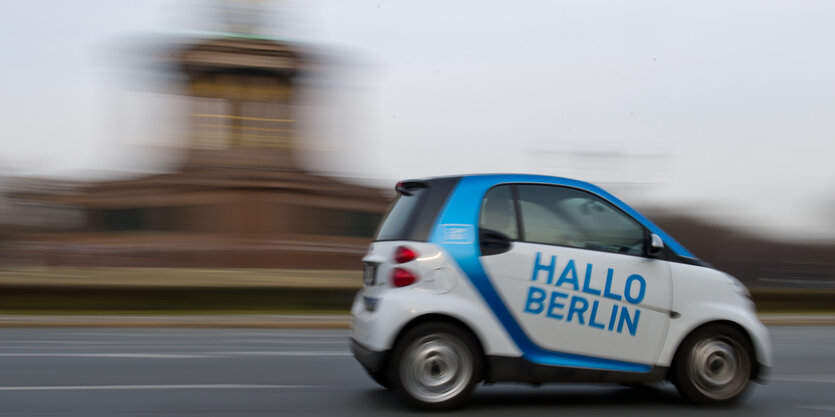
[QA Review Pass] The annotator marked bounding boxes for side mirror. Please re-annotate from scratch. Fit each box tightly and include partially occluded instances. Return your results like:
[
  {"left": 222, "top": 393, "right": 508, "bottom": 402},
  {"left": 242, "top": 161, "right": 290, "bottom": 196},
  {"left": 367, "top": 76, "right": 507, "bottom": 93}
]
[{"left": 647, "top": 233, "right": 664, "bottom": 257}]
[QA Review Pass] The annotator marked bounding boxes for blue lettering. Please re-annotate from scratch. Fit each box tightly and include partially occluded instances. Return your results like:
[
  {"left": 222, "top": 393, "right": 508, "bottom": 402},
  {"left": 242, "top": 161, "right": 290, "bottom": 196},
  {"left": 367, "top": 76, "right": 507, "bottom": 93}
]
[
  {"left": 588, "top": 300, "right": 606, "bottom": 329},
  {"left": 581, "top": 263, "right": 601, "bottom": 296},
  {"left": 556, "top": 259, "right": 579, "bottom": 290},
  {"left": 524, "top": 287, "right": 546, "bottom": 314},
  {"left": 523, "top": 263, "right": 645, "bottom": 337},
  {"left": 546, "top": 290, "right": 568, "bottom": 320},
  {"left": 617, "top": 307, "right": 641, "bottom": 336},
  {"left": 603, "top": 268, "right": 622, "bottom": 301},
  {"left": 624, "top": 274, "right": 646, "bottom": 304},
  {"left": 566, "top": 296, "right": 588, "bottom": 324},
  {"left": 608, "top": 304, "right": 619, "bottom": 331},
  {"left": 531, "top": 252, "right": 556, "bottom": 284}
]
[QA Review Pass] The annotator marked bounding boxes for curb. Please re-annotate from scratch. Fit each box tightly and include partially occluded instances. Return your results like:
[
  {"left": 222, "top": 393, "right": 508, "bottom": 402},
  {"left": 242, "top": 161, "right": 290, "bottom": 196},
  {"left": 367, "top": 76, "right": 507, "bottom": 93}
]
[
  {"left": 0, "top": 315, "right": 353, "bottom": 329},
  {"left": 0, "top": 314, "right": 832, "bottom": 328}
]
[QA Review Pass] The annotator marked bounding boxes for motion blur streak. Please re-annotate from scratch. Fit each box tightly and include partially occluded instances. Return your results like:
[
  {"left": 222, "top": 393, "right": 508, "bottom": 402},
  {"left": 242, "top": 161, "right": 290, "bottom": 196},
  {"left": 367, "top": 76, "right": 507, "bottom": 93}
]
[
  {"left": 0, "top": 384, "right": 316, "bottom": 391},
  {"left": 0, "top": 1, "right": 831, "bottom": 302},
  {"left": 0, "top": 327, "right": 831, "bottom": 416},
  {"left": 0, "top": 3, "right": 831, "bottom": 412}
]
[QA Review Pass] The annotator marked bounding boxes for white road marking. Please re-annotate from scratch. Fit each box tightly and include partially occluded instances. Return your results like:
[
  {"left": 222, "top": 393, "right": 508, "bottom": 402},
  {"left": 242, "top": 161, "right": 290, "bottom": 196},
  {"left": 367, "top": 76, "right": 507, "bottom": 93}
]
[
  {"left": 1, "top": 336, "right": 348, "bottom": 345},
  {"left": 772, "top": 375, "right": 835, "bottom": 383},
  {"left": 1, "top": 341, "right": 134, "bottom": 344},
  {"left": 227, "top": 339, "right": 347, "bottom": 344},
  {"left": 0, "top": 353, "right": 206, "bottom": 358},
  {"left": 798, "top": 405, "right": 835, "bottom": 412},
  {"left": 0, "top": 384, "right": 316, "bottom": 391},
  {"left": 1, "top": 339, "right": 346, "bottom": 346},
  {"left": 0, "top": 351, "right": 351, "bottom": 358},
  {"left": 221, "top": 351, "right": 351, "bottom": 356}
]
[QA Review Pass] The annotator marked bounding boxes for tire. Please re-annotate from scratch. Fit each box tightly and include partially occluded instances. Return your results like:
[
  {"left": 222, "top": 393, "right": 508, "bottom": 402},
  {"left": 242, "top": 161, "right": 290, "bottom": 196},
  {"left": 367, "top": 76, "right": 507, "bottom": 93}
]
[
  {"left": 388, "top": 322, "right": 482, "bottom": 410},
  {"left": 672, "top": 324, "right": 754, "bottom": 404},
  {"left": 368, "top": 370, "right": 391, "bottom": 389}
]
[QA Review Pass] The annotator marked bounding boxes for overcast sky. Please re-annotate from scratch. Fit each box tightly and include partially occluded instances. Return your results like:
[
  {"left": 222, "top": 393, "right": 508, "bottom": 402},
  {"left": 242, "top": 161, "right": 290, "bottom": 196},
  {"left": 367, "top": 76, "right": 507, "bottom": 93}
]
[{"left": 1, "top": 0, "right": 833, "bottom": 242}]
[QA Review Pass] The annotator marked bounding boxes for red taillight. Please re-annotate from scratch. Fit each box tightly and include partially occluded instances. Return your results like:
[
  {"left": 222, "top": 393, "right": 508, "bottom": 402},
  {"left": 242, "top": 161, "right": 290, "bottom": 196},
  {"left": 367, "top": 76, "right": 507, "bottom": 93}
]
[
  {"left": 391, "top": 267, "right": 417, "bottom": 287},
  {"left": 394, "top": 246, "right": 418, "bottom": 263}
]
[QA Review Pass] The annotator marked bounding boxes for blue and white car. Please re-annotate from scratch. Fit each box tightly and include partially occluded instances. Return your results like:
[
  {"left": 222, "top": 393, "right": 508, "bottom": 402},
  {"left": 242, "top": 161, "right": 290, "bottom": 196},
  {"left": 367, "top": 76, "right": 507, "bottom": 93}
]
[{"left": 351, "top": 174, "right": 771, "bottom": 409}]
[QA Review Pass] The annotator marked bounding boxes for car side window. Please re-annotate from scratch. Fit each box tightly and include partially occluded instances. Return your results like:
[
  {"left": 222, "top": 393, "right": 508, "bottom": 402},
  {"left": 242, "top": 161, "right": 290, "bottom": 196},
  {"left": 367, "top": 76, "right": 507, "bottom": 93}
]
[
  {"left": 479, "top": 185, "right": 519, "bottom": 240},
  {"left": 516, "top": 184, "right": 646, "bottom": 255}
]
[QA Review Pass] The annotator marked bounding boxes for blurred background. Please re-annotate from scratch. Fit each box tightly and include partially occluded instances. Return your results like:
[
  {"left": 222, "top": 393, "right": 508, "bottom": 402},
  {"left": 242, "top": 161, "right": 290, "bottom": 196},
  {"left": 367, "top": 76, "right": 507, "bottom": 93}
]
[{"left": 0, "top": 0, "right": 832, "bottom": 313}]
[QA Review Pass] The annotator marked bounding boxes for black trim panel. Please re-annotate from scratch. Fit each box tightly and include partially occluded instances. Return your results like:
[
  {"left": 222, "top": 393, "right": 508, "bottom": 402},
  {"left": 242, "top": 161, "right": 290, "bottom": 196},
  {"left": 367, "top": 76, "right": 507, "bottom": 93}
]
[
  {"left": 351, "top": 338, "right": 388, "bottom": 373},
  {"left": 485, "top": 355, "right": 668, "bottom": 384},
  {"left": 666, "top": 250, "right": 713, "bottom": 268},
  {"left": 754, "top": 363, "right": 770, "bottom": 382},
  {"left": 409, "top": 176, "right": 461, "bottom": 242}
]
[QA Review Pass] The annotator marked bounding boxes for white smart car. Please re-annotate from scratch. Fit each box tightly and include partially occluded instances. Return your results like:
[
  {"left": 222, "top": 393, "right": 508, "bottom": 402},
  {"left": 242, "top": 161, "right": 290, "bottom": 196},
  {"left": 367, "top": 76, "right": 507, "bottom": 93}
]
[{"left": 351, "top": 174, "right": 771, "bottom": 409}]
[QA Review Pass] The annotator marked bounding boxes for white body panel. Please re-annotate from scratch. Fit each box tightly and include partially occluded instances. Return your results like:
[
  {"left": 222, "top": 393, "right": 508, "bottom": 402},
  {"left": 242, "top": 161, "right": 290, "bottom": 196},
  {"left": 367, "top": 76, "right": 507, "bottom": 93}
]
[
  {"left": 658, "top": 262, "right": 772, "bottom": 368},
  {"left": 351, "top": 241, "right": 521, "bottom": 357},
  {"left": 481, "top": 242, "right": 671, "bottom": 364}
]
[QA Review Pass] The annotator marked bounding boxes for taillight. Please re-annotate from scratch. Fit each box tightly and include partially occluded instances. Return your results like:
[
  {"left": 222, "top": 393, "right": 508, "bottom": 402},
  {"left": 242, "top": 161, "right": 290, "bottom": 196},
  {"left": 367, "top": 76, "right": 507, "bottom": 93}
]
[
  {"left": 391, "top": 267, "right": 417, "bottom": 287},
  {"left": 394, "top": 246, "right": 418, "bottom": 263}
]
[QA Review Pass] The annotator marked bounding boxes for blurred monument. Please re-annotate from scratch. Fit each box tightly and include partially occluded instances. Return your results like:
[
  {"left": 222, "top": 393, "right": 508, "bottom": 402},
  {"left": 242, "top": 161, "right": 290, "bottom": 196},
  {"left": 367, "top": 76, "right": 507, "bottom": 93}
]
[
  {"left": 4, "top": 0, "right": 389, "bottom": 268},
  {"left": 1, "top": 1, "right": 831, "bottom": 293}
]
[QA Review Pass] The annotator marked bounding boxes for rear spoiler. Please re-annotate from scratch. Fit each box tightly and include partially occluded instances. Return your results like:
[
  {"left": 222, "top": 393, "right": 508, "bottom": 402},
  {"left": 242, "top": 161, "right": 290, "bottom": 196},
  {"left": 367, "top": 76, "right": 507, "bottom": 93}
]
[{"left": 395, "top": 180, "right": 428, "bottom": 196}]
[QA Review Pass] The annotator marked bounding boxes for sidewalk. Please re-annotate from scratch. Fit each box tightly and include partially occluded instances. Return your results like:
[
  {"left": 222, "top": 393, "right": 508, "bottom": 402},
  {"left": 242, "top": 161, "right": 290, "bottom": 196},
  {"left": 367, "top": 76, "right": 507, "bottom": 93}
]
[{"left": 0, "top": 313, "right": 831, "bottom": 328}]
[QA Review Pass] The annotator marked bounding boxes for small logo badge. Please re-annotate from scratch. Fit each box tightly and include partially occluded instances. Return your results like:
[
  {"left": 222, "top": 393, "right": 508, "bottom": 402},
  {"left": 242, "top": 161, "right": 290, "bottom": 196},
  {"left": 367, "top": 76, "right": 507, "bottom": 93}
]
[{"left": 440, "top": 224, "right": 474, "bottom": 244}]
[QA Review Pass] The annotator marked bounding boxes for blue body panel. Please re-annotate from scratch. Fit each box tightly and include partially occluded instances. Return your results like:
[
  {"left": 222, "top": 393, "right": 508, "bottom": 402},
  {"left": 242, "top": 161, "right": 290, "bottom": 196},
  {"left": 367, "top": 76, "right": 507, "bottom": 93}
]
[{"left": 427, "top": 174, "right": 693, "bottom": 372}]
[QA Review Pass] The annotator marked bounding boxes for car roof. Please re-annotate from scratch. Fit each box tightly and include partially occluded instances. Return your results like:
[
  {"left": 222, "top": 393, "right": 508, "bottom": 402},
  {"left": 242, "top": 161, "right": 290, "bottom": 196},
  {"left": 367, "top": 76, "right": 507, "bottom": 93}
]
[
  {"left": 403, "top": 173, "right": 590, "bottom": 184},
  {"left": 402, "top": 174, "right": 601, "bottom": 193}
]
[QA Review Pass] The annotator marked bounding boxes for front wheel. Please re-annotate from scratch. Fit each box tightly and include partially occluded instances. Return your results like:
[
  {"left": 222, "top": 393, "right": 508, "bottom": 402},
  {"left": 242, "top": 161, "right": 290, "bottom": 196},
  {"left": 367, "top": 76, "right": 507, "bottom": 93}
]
[
  {"left": 389, "top": 322, "right": 482, "bottom": 410},
  {"left": 672, "top": 324, "right": 754, "bottom": 404}
]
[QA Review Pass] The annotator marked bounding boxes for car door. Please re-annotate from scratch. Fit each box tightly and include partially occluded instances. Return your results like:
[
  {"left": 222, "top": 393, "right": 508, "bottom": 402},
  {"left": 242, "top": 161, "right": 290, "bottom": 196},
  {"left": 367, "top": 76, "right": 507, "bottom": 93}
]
[{"left": 479, "top": 184, "right": 672, "bottom": 367}]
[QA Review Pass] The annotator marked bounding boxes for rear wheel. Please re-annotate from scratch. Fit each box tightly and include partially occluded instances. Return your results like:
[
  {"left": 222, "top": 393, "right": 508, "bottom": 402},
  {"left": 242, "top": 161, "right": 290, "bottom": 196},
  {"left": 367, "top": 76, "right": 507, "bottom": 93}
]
[
  {"left": 672, "top": 324, "right": 753, "bottom": 404},
  {"left": 389, "top": 322, "right": 482, "bottom": 410}
]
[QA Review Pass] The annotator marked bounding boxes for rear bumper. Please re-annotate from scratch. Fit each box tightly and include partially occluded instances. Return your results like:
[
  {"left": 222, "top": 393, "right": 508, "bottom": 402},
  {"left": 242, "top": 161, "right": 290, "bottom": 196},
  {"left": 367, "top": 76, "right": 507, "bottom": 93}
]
[{"left": 350, "top": 338, "right": 387, "bottom": 373}]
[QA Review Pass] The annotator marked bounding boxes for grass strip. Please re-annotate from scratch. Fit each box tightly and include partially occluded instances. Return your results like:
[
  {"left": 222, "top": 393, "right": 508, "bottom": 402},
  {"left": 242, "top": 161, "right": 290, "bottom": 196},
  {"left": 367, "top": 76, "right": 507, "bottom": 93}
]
[{"left": 0, "top": 285, "right": 831, "bottom": 314}]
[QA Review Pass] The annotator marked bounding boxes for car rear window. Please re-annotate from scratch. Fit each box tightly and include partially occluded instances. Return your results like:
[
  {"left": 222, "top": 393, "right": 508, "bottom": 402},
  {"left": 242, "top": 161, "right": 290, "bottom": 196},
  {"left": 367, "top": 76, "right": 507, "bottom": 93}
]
[
  {"left": 375, "top": 188, "right": 428, "bottom": 241},
  {"left": 374, "top": 177, "right": 461, "bottom": 242}
]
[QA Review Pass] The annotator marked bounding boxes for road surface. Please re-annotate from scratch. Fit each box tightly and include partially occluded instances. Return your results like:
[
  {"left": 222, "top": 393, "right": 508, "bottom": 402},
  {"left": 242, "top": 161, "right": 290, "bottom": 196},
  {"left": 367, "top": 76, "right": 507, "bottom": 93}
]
[{"left": 0, "top": 326, "right": 832, "bottom": 416}]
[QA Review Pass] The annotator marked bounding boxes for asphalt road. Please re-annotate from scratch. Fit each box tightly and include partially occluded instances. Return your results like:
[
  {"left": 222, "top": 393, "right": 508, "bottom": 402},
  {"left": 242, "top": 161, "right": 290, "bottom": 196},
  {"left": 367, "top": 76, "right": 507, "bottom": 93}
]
[{"left": 0, "top": 327, "right": 833, "bottom": 416}]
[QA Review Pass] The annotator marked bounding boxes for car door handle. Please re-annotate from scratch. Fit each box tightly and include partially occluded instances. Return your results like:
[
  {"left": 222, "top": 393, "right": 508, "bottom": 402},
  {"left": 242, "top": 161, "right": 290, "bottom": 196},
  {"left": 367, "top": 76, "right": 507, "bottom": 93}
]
[{"left": 479, "top": 229, "right": 512, "bottom": 256}]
